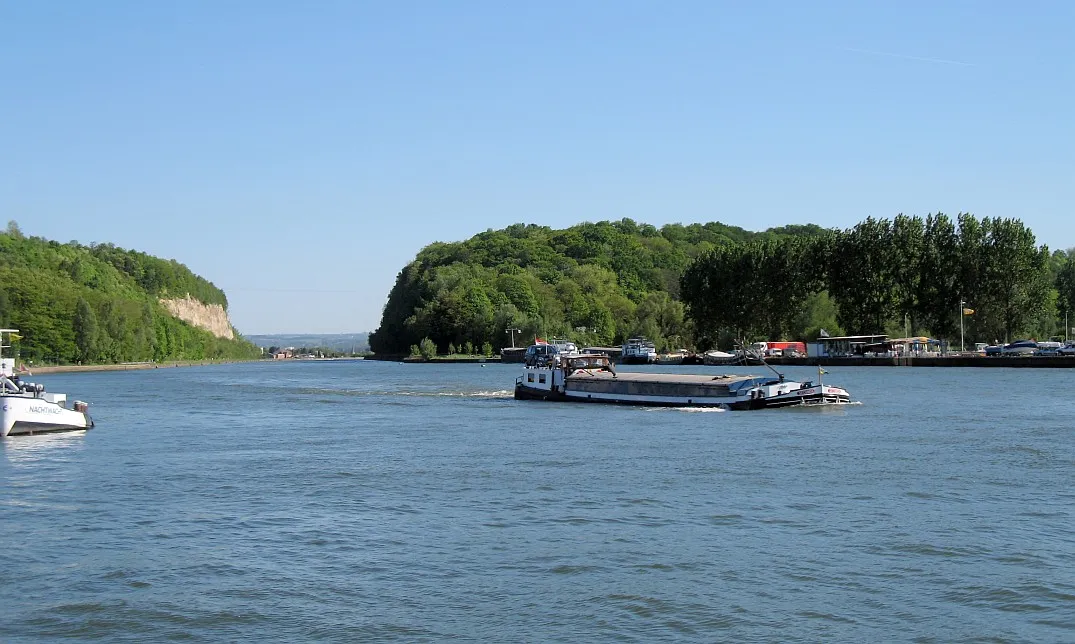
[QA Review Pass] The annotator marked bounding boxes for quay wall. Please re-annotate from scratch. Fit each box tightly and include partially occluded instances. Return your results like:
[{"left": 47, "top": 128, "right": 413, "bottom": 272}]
[{"left": 770, "top": 356, "right": 1075, "bottom": 368}]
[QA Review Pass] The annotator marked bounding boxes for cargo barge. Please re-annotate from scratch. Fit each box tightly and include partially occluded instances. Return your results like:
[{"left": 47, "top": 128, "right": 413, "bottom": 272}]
[{"left": 514, "top": 346, "right": 851, "bottom": 410}]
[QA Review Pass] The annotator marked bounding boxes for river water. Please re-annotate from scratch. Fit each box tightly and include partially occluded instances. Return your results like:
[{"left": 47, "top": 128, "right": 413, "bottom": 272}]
[{"left": 1, "top": 360, "right": 1072, "bottom": 642}]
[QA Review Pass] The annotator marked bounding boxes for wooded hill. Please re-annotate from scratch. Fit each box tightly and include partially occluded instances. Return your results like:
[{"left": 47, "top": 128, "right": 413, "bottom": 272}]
[
  {"left": 0, "top": 222, "right": 260, "bottom": 364},
  {"left": 370, "top": 219, "right": 828, "bottom": 355},
  {"left": 372, "top": 215, "right": 1075, "bottom": 355}
]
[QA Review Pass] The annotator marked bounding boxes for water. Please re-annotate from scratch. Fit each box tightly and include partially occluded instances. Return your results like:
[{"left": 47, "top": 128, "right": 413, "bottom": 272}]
[{"left": 1, "top": 360, "right": 1073, "bottom": 642}]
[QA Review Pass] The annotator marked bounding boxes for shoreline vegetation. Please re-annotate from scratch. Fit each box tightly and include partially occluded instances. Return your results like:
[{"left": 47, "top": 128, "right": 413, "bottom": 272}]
[{"left": 370, "top": 216, "right": 1074, "bottom": 360}]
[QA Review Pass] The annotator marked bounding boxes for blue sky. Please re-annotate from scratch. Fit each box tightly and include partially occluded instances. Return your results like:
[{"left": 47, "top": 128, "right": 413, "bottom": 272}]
[{"left": 3, "top": 1, "right": 1072, "bottom": 334}]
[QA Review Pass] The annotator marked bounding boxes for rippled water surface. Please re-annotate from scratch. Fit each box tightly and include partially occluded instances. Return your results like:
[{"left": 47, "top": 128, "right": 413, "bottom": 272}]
[{"left": 1, "top": 360, "right": 1073, "bottom": 642}]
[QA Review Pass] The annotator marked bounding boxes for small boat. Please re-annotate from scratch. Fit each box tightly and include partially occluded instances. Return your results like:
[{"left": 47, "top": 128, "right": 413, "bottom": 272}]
[
  {"left": 514, "top": 346, "right": 851, "bottom": 410},
  {"left": 0, "top": 329, "right": 94, "bottom": 438},
  {"left": 655, "top": 349, "right": 691, "bottom": 365},
  {"left": 620, "top": 338, "right": 657, "bottom": 364},
  {"left": 703, "top": 349, "right": 738, "bottom": 366},
  {"left": 1001, "top": 339, "right": 1038, "bottom": 356}
]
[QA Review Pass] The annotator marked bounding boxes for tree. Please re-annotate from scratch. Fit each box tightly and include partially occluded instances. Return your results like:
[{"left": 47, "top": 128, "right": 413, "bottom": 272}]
[
  {"left": 827, "top": 217, "right": 901, "bottom": 334},
  {"left": 419, "top": 337, "right": 436, "bottom": 360},
  {"left": 978, "top": 218, "right": 1051, "bottom": 342},
  {"left": 0, "top": 289, "right": 10, "bottom": 328},
  {"left": 917, "top": 213, "right": 960, "bottom": 339},
  {"left": 890, "top": 214, "right": 925, "bottom": 334},
  {"left": 73, "top": 297, "right": 98, "bottom": 363},
  {"left": 1056, "top": 250, "right": 1075, "bottom": 329}
]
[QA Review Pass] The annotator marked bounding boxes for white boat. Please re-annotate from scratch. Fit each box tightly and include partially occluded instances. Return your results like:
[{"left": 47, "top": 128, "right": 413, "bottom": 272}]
[
  {"left": 703, "top": 349, "right": 739, "bottom": 365},
  {"left": 0, "top": 330, "right": 94, "bottom": 438},
  {"left": 620, "top": 338, "right": 657, "bottom": 364},
  {"left": 1001, "top": 340, "right": 1038, "bottom": 356},
  {"left": 514, "top": 347, "right": 851, "bottom": 410}
]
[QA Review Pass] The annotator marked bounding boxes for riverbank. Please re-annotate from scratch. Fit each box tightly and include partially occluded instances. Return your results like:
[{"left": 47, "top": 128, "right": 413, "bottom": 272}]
[
  {"left": 363, "top": 354, "right": 501, "bottom": 364},
  {"left": 23, "top": 360, "right": 260, "bottom": 375},
  {"left": 363, "top": 352, "right": 1075, "bottom": 367}
]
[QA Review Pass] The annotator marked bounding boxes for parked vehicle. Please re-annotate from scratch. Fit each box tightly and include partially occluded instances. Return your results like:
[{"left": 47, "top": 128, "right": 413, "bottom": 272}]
[
  {"left": 1036, "top": 341, "right": 1063, "bottom": 356},
  {"left": 1058, "top": 343, "right": 1075, "bottom": 357},
  {"left": 1001, "top": 340, "right": 1038, "bottom": 356}
]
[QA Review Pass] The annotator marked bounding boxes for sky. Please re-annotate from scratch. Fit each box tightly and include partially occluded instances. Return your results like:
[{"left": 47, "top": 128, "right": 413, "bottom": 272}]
[{"left": 3, "top": 1, "right": 1073, "bottom": 334}]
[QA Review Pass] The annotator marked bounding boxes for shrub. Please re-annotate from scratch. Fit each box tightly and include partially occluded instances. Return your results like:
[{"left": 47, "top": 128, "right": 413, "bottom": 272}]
[{"left": 419, "top": 337, "right": 437, "bottom": 360}]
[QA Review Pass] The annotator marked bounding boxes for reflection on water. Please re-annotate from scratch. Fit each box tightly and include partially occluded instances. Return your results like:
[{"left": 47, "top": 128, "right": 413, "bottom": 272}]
[{"left": 1, "top": 430, "right": 88, "bottom": 463}]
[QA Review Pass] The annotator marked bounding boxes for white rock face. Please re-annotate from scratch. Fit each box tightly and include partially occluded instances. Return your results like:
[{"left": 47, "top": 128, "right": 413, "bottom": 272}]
[{"left": 159, "top": 295, "right": 235, "bottom": 340}]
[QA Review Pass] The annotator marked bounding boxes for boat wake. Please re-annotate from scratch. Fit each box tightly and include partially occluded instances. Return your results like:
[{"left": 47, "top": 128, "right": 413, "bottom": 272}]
[
  {"left": 403, "top": 390, "right": 513, "bottom": 398},
  {"left": 294, "top": 387, "right": 514, "bottom": 399},
  {"left": 644, "top": 406, "right": 727, "bottom": 413}
]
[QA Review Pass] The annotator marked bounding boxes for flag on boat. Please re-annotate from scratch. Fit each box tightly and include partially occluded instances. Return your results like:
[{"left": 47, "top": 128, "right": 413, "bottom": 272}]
[
  {"left": 818, "top": 366, "right": 828, "bottom": 376},
  {"left": 535, "top": 337, "right": 548, "bottom": 344}
]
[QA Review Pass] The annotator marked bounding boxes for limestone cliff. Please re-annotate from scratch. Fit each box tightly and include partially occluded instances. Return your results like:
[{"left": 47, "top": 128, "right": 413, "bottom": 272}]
[{"left": 159, "top": 295, "right": 235, "bottom": 340}]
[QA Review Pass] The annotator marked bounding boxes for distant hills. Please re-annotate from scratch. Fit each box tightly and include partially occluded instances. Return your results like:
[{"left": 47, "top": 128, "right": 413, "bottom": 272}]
[{"left": 247, "top": 333, "right": 370, "bottom": 353}]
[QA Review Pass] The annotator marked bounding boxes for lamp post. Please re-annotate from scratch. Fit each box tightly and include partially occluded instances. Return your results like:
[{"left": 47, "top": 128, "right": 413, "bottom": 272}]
[
  {"left": 963, "top": 301, "right": 980, "bottom": 352},
  {"left": 505, "top": 327, "right": 520, "bottom": 348},
  {"left": 959, "top": 299, "right": 966, "bottom": 353},
  {"left": 959, "top": 299, "right": 974, "bottom": 353}
]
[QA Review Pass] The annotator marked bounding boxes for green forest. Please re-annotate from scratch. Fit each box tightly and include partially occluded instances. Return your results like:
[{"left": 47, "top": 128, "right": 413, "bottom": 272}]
[
  {"left": 371, "top": 215, "right": 1075, "bottom": 355},
  {"left": 0, "top": 222, "right": 260, "bottom": 364}
]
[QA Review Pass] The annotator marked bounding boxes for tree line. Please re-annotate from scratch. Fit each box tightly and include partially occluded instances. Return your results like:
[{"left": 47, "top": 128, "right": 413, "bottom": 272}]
[
  {"left": 0, "top": 222, "right": 259, "bottom": 364},
  {"left": 682, "top": 213, "right": 1070, "bottom": 347}
]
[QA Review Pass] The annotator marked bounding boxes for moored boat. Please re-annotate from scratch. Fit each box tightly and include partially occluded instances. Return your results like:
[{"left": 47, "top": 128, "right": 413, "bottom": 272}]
[
  {"left": 514, "top": 347, "right": 851, "bottom": 410},
  {"left": 620, "top": 338, "right": 657, "bottom": 364},
  {"left": 703, "top": 349, "right": 738, "bottom": 366},
  {"left": 0, "top": 329, "right": 94, "bottom": 438},
  {"left": 655, "top": 349, "right": 691, "bottom": 365}
]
